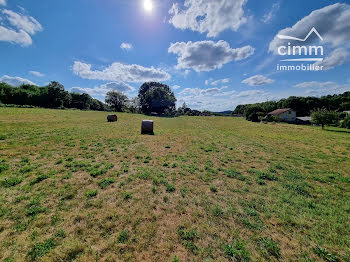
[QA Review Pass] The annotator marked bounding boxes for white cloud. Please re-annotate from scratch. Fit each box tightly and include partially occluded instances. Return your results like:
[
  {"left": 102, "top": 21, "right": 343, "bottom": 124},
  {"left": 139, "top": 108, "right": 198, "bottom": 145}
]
[
  {"left": 172, "top": 85, "right": 181, "bottom": 90},
  {"left": 294, "top": 81, "right": 338, "bottom": 89},
  {"left": 177, "top": 87, "right": 275, "bottom": 111},
  {"left": 294, "top": 81, "right": 350, "bottom": 96},
  {"left": 71, "top": 82, "right": 135, "bottom": 97},
  {"left": 72, "top": 61, "right": 171, "bottom": 83},
  {"left": 2, "top": 9, "right": 42, "bottom": 35},
  {"left": 313, "top": 48, "right": 348, "bottom": 70},
  {"left": 0, "top": 26, "right": 32, "bottom": 46},
  {"left": 169, "top": 0, "right": 247, "bottom": 37},
  {"left": 120, "top": 42, "right": 133, "bottom": 51},
  {"left": 168, "top": 40, "right": 254, "bottom": 72},
  {"left": 206, "top": 78, "right": 230, "bottom": 86},
  {"left": 269, "top": 3, "right": 350, "bottom": 54},
  {"left": 0, "top": 0, "right": 6, "bottom": 6},
  {"left": 262, "top": 2, "right": 280, "bottom": 24},
  {"left": 242, "top": 75, "right": 274, "bottom": 86},
  {"left": 29, "top": 71, "right": 45, "bottom": 77},
  {"left": 180, "top": 86, "right": 228, "bottom": 96},
  {"left": 0, "top": 75, "right": 36, "bottom": 86},
  {"left": 0, "top": 9, "right": 42, "bottom": 46}
]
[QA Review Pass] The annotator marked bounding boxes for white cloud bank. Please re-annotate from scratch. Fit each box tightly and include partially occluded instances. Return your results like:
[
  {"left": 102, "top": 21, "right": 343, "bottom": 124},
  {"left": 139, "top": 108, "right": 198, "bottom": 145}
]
[
  {"left": 314, "top": 48, "right": 348, "bottom": 70},
  {"left": 268, "top": 3, "right": 350, "bottom": 70},
  {"left": 0, "top": 0, "right": 6, "bottom": 6},
  {"left": 72, "top": 61, "right": 171, "bottom": 83},
  {"left": 262, "top": 2, "right": 280, "bottom": 24},
  {"left": 205, "top": 78, "right": 230, "bottom": 86},
  {"left": 294, "top": 81, "right": 350, "bottom": 96},
  {"left": 242, "top": 75, "right": 274, "bottom": 86},
  {"left": 71, "top": 82, "right": 135, "bottom": 97},
  {"left": 0, "top": 9, "right": 43, "bottom": 46},
  {"left": 169, "top": 0, "right": 247, "bottom": 37},
  {"left": 168, "top": 40, "right": 254, "bottom": 72},
  {"left": 29, "top": 71, "right": 45, "bottom": 77},
  {"left": 177, "top": 86, "right": 276, "bottom": 111},
  {"left": 269, "top": 3, "right": 350, "bottom": 53},
  {"left": 0, "top": 75, "right": 36, "bottom": 86}
]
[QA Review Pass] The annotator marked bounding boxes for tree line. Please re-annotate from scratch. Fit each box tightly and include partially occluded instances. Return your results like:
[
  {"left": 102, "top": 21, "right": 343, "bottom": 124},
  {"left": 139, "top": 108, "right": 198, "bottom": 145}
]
[
  {"left": 0, "top": 81, "right": 106, "bottom": 111},
  {"left": 0, "top": 80, "right": 219, "bottom": 116},
  {"left": 233, "top": 92, "right": 350, "bottom": 122}
]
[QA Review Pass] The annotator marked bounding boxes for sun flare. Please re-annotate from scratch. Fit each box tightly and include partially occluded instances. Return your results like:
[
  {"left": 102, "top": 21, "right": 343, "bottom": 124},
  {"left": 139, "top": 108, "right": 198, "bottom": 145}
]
[{"left": 143, "top": 0, "right": 153, "bottom": 12}]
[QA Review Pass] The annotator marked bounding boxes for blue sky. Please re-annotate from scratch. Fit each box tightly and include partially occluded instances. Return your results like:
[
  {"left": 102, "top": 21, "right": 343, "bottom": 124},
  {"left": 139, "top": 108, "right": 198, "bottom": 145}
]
[{"left": 1, "top": 0, "right": 349, "bottom": 111}]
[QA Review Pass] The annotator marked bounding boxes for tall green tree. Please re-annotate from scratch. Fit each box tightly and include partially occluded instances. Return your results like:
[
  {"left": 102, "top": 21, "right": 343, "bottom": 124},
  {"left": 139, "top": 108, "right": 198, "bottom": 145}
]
[
  {"left": 311, "top": 109, "right": 340, "bottom": 129},
  {"left": 138, "top": 82, "right": 176, "bottom": 114},
  {"left": 105, "top": 91, "right": 128, "bottom": 112},
  {"left": 47, "top": 81, "right": 71, "bottom": 108}
]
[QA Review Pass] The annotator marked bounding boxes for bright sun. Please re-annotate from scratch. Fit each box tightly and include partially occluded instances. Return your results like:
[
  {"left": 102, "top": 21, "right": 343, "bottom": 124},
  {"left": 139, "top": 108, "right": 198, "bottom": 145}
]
[{"left": 143, "top": 0, "right": 153, "bottom": 12}]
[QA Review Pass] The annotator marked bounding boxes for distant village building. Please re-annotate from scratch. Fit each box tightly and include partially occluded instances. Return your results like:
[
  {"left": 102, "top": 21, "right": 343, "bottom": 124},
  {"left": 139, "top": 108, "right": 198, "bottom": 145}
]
[
  {"left": 344, "top": 111, "right": 350, "bottom": 116},
  {"left": 268, "top": 108, "right": 296, "bottom": 122}
]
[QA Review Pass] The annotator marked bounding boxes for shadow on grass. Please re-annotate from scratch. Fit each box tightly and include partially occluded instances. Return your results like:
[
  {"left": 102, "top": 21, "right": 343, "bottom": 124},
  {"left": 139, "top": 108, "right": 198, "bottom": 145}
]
[{"left": 324, "top": 127, "right": 350, "bottom": 134}]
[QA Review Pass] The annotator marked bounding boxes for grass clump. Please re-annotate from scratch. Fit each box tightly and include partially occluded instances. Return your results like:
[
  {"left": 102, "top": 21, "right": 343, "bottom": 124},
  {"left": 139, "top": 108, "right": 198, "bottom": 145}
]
[
  {"left": 165, "top": 183, "right": 176, "bottom": 192},
  {"left": 25, "top": 202, "right": 46, "bottom": 217},
  {"left": 258, "top": 237, "right": 281, "bottom": 258},
  {"left": 172, "top": 255, "right": 181, "bottom": 262},
  {"left": 249, "top": 170, "right": 278, "bottom": 181},
  {"left": 224, "top": 239, "right": 250, "bottom": 261},
  {"left": 85, "top": 189, "right": 98, "bottom": 198},
  {"left": 0, "top": 159, "right": 9, "bottom": 173},
  {"left": 212, "top": 205, "right": 224, "bottom": 217},
  {"left": 257, "top": 171, "right": 278, "bottom": 181},
  {"left": 30, "top": 174, "right": 50, "bottom": 185},
  {"left": 98, "top": 178, "right": 115, "bottom": 189},
  {"left": 209, "top": 185, "right": 218, "bottom": 193},
  {"left": 225, "top": 168, "right": 242, "bottom": 178},
  {"left": 178, "top": 227, "right": 199, "bottom": 254},
  {"left": 19, "top": 166, "right": 33, "bottom": 174},
  {"left": 117, "top": 230, "right": 129, "bottom": 243},
  {"left": 123, "top": 192, "right": 132, "bottom": 200},
  {"left": 314, "top": 246, "right": 339, "bottom": 262},
  {"left": 1, "top": 177, "right": 22, "bottom": 188},
  {"left": 284, "top": 182, "right": 312, "bottom": 197},
  {"left": 27, "top": 238, "right": 56, "bottom": 261}
]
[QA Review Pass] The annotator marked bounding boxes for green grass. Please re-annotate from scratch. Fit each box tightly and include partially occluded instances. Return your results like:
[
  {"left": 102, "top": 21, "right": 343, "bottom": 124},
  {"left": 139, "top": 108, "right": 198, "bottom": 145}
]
[{"left": 0, "top": 107, "right": 349, "bottom": 261}]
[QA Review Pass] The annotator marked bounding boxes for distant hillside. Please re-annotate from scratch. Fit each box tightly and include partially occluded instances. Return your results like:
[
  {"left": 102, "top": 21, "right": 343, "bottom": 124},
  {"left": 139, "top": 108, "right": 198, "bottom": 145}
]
[{"left": 213, "top": 111, "right": 232, "bottom": 116}]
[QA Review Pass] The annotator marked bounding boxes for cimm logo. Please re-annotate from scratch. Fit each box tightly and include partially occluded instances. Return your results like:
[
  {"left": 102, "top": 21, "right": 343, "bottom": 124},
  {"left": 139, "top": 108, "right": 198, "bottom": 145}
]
[{"left": 277, "top": 27, "right": 324, "bottom": 62}]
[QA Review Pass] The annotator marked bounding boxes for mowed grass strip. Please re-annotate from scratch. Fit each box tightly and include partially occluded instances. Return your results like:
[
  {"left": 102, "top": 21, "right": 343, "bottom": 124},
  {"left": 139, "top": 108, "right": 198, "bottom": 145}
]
[{"left": 0, "top": 108, "right": 349, "bottom": 261}]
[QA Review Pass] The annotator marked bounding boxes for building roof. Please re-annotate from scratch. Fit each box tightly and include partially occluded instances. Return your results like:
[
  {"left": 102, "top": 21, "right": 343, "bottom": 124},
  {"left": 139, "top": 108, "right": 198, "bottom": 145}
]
[
  {"left": 344, "top": 111, "right": 350, "bottom": 114},
  {"left": 268, "top": 108, "right": 292, "bottom": 115},
  {"left": 296, "top": 117, "right": 311, "bottom": 121}
]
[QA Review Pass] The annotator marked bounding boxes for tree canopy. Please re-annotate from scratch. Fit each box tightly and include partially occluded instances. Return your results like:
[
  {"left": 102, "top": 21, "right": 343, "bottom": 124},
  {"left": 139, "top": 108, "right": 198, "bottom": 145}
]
[
  {"left": 105, "top": 91, "right": 128, "bottom": 112},
  {"left": 138, "top": 82, "right": 176, "bottom": 114},
  {"left": 233, "top": 92, "right": 350, "bottom": 122},
  {"left": 0, "top": 81, "right": 106, "bottom": 111},
  {"left": 311, "top": 109, "right": 340, "bottom": 129}
]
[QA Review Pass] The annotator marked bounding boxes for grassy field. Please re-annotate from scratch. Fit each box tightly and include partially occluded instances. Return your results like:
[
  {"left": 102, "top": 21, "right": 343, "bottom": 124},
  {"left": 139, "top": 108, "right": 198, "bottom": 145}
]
[{"left": 0, "top": 108, "right": 349, "bottom": 262}]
